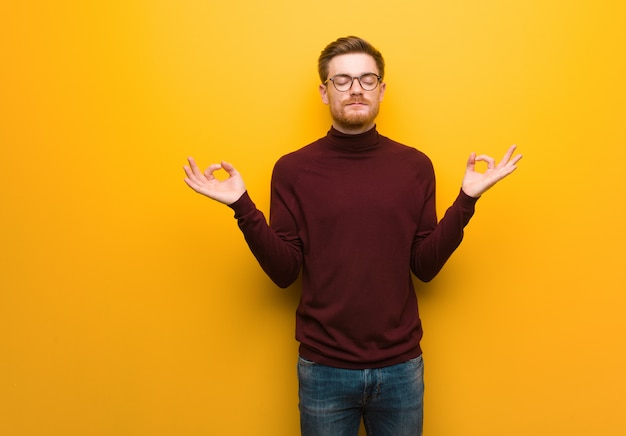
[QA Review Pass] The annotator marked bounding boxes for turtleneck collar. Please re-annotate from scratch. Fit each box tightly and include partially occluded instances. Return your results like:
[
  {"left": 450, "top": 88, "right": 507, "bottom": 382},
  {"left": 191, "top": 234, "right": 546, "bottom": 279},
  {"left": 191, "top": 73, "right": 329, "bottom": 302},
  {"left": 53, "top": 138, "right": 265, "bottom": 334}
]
[{"left": 326, "top": 125, "right": 381, "bottom": 153}]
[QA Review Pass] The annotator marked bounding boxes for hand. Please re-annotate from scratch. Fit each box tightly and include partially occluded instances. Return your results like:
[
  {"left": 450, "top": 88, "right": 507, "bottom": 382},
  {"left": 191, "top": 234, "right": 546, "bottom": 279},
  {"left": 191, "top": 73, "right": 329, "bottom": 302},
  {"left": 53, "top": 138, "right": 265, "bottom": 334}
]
[
  {"left": 183, "top": 157, "right": 246, "bottom": 205},
  {"left": 461, "top": 145, "right": 523, "bottom": 198}
]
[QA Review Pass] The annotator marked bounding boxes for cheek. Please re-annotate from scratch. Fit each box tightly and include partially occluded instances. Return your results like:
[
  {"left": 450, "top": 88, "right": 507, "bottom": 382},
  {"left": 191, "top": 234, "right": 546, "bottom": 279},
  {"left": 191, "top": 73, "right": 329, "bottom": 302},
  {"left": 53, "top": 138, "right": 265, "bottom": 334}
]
[{"left": 327, "top": 95, "right": 343, "bottom": 110}]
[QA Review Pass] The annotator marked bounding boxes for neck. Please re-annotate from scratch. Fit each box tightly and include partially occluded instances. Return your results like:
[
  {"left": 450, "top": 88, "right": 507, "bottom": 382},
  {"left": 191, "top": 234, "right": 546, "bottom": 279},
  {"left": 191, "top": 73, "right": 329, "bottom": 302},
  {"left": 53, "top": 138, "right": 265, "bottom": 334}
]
[{"left": 332, "top": 120, "right": 376, "bottom": 135}]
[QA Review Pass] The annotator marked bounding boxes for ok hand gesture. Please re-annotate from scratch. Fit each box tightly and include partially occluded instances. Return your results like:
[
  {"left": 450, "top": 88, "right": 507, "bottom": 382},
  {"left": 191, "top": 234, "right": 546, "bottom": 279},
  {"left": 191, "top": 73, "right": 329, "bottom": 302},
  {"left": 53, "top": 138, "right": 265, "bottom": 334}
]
[
  {"left": 461, "top": 145, "right": 523, "bottom": 198},
  {"left": 183, "top": 157, "right": 246, "bottom": 205}
]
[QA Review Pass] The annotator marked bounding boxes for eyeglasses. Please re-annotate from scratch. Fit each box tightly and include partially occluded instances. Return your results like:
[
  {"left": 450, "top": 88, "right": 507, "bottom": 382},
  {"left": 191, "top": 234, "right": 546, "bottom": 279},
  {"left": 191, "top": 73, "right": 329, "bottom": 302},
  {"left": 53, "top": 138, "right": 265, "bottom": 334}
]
[{"left": 324, "top": 73, "right": 382, "bottom": 92}]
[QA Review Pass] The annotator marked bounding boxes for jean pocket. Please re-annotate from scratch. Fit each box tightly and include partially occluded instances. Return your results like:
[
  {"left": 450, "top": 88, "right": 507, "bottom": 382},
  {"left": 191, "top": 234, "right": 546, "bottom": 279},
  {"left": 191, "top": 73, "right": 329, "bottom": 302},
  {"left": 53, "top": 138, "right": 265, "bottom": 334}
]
[
  {"left": 298, "top": 355, "right": 318, "bottom": 366},
  {"left": 406, "top": 354, "right": 424, "bottom": 368}
]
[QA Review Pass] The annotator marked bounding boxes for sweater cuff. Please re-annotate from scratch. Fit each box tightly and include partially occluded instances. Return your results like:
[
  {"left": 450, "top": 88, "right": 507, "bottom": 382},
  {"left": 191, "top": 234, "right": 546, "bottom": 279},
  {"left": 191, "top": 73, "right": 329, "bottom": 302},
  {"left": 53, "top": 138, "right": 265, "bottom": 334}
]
[
  {"left": 227, "top": 191, "right": 256, "bottom": 218},
  {"left": 456, "top": 188, "right": 480, "bottom": 209}
]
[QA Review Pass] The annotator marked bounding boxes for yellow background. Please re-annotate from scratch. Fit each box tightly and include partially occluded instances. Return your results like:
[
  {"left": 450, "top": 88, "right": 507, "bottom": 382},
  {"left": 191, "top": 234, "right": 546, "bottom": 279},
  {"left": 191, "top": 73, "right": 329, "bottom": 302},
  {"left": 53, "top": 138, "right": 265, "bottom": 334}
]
[{"left": 1, "top": 1, "right": 625, "bottom": 435}]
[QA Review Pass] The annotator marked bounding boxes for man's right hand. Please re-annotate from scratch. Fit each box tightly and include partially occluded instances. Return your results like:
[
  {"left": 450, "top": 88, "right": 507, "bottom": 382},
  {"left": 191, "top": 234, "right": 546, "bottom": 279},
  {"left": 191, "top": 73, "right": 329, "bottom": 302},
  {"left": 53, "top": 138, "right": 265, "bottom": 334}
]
[{"left": 183, "top": 157, "right": 246, "bottom": 205}]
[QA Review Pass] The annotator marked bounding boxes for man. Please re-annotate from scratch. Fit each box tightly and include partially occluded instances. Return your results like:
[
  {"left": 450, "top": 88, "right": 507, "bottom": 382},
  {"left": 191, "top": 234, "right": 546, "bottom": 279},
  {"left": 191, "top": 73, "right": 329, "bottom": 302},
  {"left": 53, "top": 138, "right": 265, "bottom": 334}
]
[{"left": 184, "top": 36, "right": 522, "bottom": 436}]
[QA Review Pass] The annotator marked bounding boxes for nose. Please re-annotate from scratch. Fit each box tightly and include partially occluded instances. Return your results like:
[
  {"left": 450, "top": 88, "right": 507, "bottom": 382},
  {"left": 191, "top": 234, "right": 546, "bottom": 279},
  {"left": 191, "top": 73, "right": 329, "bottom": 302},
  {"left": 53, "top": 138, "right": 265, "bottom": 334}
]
[{"left": 349, "top": 77, "right": 363, "bottom": 94}]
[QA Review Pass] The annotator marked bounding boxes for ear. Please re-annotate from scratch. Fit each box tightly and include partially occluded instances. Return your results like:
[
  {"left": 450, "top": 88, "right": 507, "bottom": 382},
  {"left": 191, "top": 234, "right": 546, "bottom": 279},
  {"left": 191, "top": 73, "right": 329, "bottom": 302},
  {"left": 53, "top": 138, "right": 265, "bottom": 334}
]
[
  {"left": 378, "top": 81, "right": 387, "bottom": 102},
  {"left": 319, "top": 83, "right": 329, "bottom": 105}
]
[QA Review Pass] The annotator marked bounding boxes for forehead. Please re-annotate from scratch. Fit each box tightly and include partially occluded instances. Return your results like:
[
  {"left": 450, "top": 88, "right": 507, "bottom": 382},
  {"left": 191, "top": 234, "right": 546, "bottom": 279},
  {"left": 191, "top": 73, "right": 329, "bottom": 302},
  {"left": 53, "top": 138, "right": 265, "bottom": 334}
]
[{"left": 327, "top": 53, "right": 378, "bottom": 76}]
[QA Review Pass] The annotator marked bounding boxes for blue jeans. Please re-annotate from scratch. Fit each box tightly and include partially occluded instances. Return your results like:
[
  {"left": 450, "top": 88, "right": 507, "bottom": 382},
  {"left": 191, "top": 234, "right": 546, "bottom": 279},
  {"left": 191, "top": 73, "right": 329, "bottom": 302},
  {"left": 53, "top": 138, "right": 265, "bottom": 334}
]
[{"left": 297, "top": 355, "right": 424, "bottom": 436}]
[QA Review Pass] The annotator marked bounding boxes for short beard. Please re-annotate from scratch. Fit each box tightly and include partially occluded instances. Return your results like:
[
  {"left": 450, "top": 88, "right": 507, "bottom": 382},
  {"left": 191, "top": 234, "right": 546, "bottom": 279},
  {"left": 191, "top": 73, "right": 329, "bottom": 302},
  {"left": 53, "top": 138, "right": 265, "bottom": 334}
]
[{"left": 333, "top": 104, "right": 380, "bottom": 131}]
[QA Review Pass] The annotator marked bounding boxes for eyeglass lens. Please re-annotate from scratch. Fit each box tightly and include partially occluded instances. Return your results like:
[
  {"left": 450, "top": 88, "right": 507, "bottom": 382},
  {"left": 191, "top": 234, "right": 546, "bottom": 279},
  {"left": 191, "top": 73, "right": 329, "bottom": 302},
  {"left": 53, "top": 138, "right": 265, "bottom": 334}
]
[{"left": 330, "top": 73, "right": 380, "bottom": 91}]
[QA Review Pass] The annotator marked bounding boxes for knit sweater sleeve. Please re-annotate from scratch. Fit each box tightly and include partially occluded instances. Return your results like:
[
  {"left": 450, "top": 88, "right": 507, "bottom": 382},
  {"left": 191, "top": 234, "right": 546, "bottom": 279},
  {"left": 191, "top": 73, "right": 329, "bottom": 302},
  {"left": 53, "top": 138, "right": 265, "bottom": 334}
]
[
  {"left": 411, "top": 180, "right": 479, "bottom": 282},
  {"left": 227, "top": 187, "right": 303, "bottom": 288}
]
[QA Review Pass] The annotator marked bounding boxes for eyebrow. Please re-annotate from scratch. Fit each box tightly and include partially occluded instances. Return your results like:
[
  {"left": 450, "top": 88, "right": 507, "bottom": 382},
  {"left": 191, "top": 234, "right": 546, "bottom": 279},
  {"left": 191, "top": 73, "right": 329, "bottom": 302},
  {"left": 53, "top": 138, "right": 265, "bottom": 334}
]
[{"left": 330, "top": 71, "right": 379, "bottom": 77}]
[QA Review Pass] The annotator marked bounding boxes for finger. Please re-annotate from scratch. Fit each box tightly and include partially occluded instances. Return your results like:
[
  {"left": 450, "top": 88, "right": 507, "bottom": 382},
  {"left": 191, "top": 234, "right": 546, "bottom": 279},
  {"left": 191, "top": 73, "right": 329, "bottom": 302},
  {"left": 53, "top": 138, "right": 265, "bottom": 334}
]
[
  {"left": 474, "top": 155, "right": 496, "bottom": 169},
  {"left": 498, "top": 154, "right": 523, "bottom": 177},
  {"left": 186, "top": 156, "right": 208, "bottom": 179},
  {"left": 220, "top": 160, "right": 239, "bottom": 177},
  {"left": 500, "top": 152, "right": 523, "bottom": 172},
  {"left": 183, "top": 171, "right": 204, "bottom": 191},
  {"left": 187, "top": 156, "right": 197, "bottom": 167},
  {"left": 183, "top": 158, "right": 195, "bottom": 178},
  {"left": 499, "top": 145, "right": 517, "bottom": 166},
  {"left": 183, "top": 176, "right": 197, "bottom": 190},
  {"left": 510, "top": 153, "right": 523, "bottom": 166},
  {"left": 184, "top": 161, "right": 203, "bottom": 182},
  {"left": 183, "top": 164, "right": 195, "bottom": 179},
  {"left": 186, "top": 156, "right": 203, "bottom": 174},
  {"left": 466, "top": 152, "right": 476, "bottom": 167},
  {"left": 203, "top": 163, "right": 223, "bottom": 180}
]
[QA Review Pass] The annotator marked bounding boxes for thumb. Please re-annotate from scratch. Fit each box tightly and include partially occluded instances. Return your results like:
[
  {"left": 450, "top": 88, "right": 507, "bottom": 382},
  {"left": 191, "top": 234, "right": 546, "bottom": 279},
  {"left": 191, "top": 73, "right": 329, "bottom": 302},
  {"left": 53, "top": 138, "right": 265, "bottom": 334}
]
[{"left": 466, "top": 152, "right": 476, "bottom": 170}]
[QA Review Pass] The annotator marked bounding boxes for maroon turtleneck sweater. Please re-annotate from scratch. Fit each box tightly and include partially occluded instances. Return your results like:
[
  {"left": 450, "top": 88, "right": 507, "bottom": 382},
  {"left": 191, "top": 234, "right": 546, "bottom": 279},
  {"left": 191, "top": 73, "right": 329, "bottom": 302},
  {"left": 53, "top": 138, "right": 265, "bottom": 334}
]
[{"left": 229, "top": 126, "right": 478, "bottom": 369}]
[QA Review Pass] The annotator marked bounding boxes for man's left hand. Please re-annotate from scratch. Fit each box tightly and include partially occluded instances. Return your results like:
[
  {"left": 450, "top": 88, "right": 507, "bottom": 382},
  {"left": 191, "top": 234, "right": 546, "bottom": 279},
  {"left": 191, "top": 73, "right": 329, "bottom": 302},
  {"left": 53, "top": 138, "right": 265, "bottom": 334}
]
[{"left": 461, "top": 145, "right": 523, "bottom": 198}]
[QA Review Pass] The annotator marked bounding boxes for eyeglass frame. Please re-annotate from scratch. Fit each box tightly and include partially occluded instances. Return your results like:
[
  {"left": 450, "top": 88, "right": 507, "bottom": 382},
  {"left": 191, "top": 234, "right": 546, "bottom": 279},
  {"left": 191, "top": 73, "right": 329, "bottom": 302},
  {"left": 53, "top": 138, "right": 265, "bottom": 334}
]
[{"left": 323, "top": 72, "right": 382, "bottom": 92}]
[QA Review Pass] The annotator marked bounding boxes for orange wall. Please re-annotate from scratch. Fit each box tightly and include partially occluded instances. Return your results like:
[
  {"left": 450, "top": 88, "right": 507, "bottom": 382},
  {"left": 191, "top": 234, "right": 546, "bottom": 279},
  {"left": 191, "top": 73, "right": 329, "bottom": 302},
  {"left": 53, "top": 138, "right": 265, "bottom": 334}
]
[{"left": 1, "top": 1, "right": 625, "bottom": 435}]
